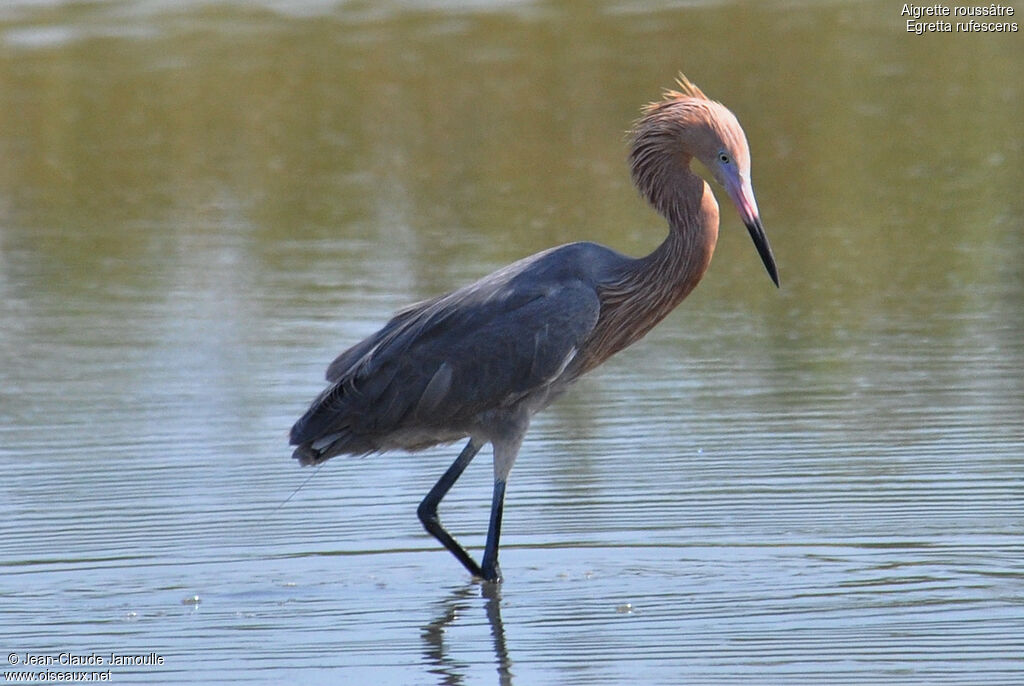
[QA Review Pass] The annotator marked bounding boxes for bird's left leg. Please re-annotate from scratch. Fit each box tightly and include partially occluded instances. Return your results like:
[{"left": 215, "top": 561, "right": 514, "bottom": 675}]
[
  {"left": 480, "top": 479, "right": 507, "bottom": 582},
  {"left": 480, "top": 432, "right": 525, "bottom": 583}
]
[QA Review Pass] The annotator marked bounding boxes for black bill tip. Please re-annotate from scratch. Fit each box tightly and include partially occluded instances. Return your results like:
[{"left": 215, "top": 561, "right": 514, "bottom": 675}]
[{"left": 745, "top": 217, "right": 779, "bottom": 288}]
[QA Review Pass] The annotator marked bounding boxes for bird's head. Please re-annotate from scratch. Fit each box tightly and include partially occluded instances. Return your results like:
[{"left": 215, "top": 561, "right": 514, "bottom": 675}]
[{"left": 634, "top": 75, "right": 779, "bottom": 287}]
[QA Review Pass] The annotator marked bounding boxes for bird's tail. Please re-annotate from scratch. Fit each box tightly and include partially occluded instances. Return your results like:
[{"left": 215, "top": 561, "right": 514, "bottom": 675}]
[
  {"left": 291, "top": 442, "right": 328, "bottom": 467},
  {"left": 290, "top": 426, "right": 377, "bottom": 465},
  {"left": 290, "top": 384, "right": 378, "bottom": 466},
  {"left": 290, "top": 346, "right": 402, "bottom": 465}
]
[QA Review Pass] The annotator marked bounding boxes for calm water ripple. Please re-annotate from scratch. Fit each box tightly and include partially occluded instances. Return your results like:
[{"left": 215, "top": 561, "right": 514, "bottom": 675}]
[{"left": 2, "top": 0, "right": 1023, "bottom": 684}]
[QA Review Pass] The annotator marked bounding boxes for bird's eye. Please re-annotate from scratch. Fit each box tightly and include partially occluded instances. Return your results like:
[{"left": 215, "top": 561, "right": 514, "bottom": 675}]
[{"left": 718, "top": 152, "right": 731, "bottom": 164}]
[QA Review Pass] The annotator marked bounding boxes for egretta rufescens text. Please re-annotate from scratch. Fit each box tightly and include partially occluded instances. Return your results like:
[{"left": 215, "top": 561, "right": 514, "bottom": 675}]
[{"left": 290, "top": 76, "right": 778, "bottom": 582}]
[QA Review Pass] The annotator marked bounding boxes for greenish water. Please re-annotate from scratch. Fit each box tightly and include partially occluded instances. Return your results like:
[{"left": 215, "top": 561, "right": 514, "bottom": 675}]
[{"left": 1, "top": 1, "right": 1022, "bottom": 684}]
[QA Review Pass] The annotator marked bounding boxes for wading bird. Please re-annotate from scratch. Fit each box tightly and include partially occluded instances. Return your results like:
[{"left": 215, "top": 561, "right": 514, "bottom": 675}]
[{"left": 290, "top": 76, "right": 778, "bottom": 582}]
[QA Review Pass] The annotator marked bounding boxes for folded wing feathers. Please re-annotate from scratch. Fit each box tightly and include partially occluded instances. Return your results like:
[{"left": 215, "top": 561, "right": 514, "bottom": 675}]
[{"left": 291, "top": 247, "right": 605, "bottom": 462}]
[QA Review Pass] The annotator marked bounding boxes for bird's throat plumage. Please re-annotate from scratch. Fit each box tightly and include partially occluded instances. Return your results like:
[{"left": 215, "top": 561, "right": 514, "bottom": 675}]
[{"left": 580, "top": 150, "right": 719, "bottom": 373}]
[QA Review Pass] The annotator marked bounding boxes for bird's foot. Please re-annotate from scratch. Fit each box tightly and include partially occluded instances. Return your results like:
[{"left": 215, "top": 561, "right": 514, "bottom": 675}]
[{"left": 480, "top": 559, "right": 502, "bottom": 584}]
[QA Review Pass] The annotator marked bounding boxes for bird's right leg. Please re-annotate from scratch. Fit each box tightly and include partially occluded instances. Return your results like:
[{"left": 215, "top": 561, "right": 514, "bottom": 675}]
[{"left": 417, "top": 439, "right": 485, "bottom": 578}]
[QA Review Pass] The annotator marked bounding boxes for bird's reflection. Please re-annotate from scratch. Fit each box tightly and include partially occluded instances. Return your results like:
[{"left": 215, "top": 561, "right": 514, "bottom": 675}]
[{"left": 421, "top": 582, "right": 513, "bottom": 686}]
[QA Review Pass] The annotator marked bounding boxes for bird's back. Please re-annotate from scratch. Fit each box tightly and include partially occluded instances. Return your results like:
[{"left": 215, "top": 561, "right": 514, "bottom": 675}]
[{"left": 290, "top": 242, "right": 627, "bottom": 465}]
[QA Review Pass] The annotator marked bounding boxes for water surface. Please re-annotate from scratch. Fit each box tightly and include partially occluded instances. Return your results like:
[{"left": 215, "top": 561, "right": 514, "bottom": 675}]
[{"left": 1, "top": 1, "right": 1022, "bottom": 684}]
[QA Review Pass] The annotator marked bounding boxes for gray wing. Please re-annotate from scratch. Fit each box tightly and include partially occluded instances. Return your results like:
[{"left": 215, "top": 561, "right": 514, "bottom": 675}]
[{"left": 289, "top": 276, "right": 600, "bottom": 461}]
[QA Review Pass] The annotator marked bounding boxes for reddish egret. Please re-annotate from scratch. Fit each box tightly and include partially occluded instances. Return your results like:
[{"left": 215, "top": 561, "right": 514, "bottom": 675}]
[{"left": 290, "top": 76, "right": 778, "bottom": 582}]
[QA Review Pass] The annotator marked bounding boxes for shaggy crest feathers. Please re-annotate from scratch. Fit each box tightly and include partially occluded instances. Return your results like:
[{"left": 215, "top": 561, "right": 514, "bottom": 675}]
[
  {"left": 641, "top": 72, "right": 712, "bottom": 115},
  {"left": 629, "top": 73, "right": 727, "bottom": 223}
]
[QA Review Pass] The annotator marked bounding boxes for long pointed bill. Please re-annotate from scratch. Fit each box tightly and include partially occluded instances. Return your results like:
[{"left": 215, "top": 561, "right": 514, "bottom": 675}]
[
  {"left": 726, "top": 175, "right": 779, "bottom": 287},
  {"left": 745, "top": 215, "right": 779, "bottom": 288}
]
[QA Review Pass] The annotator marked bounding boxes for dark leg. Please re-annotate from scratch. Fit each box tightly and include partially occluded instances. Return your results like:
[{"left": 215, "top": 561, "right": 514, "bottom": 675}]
[
  {"left": 480, "top": 479, "right": 506, "bottom": 583},
  {"left": 417, "top": 439, "right": 485, "bottom": 578}
]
